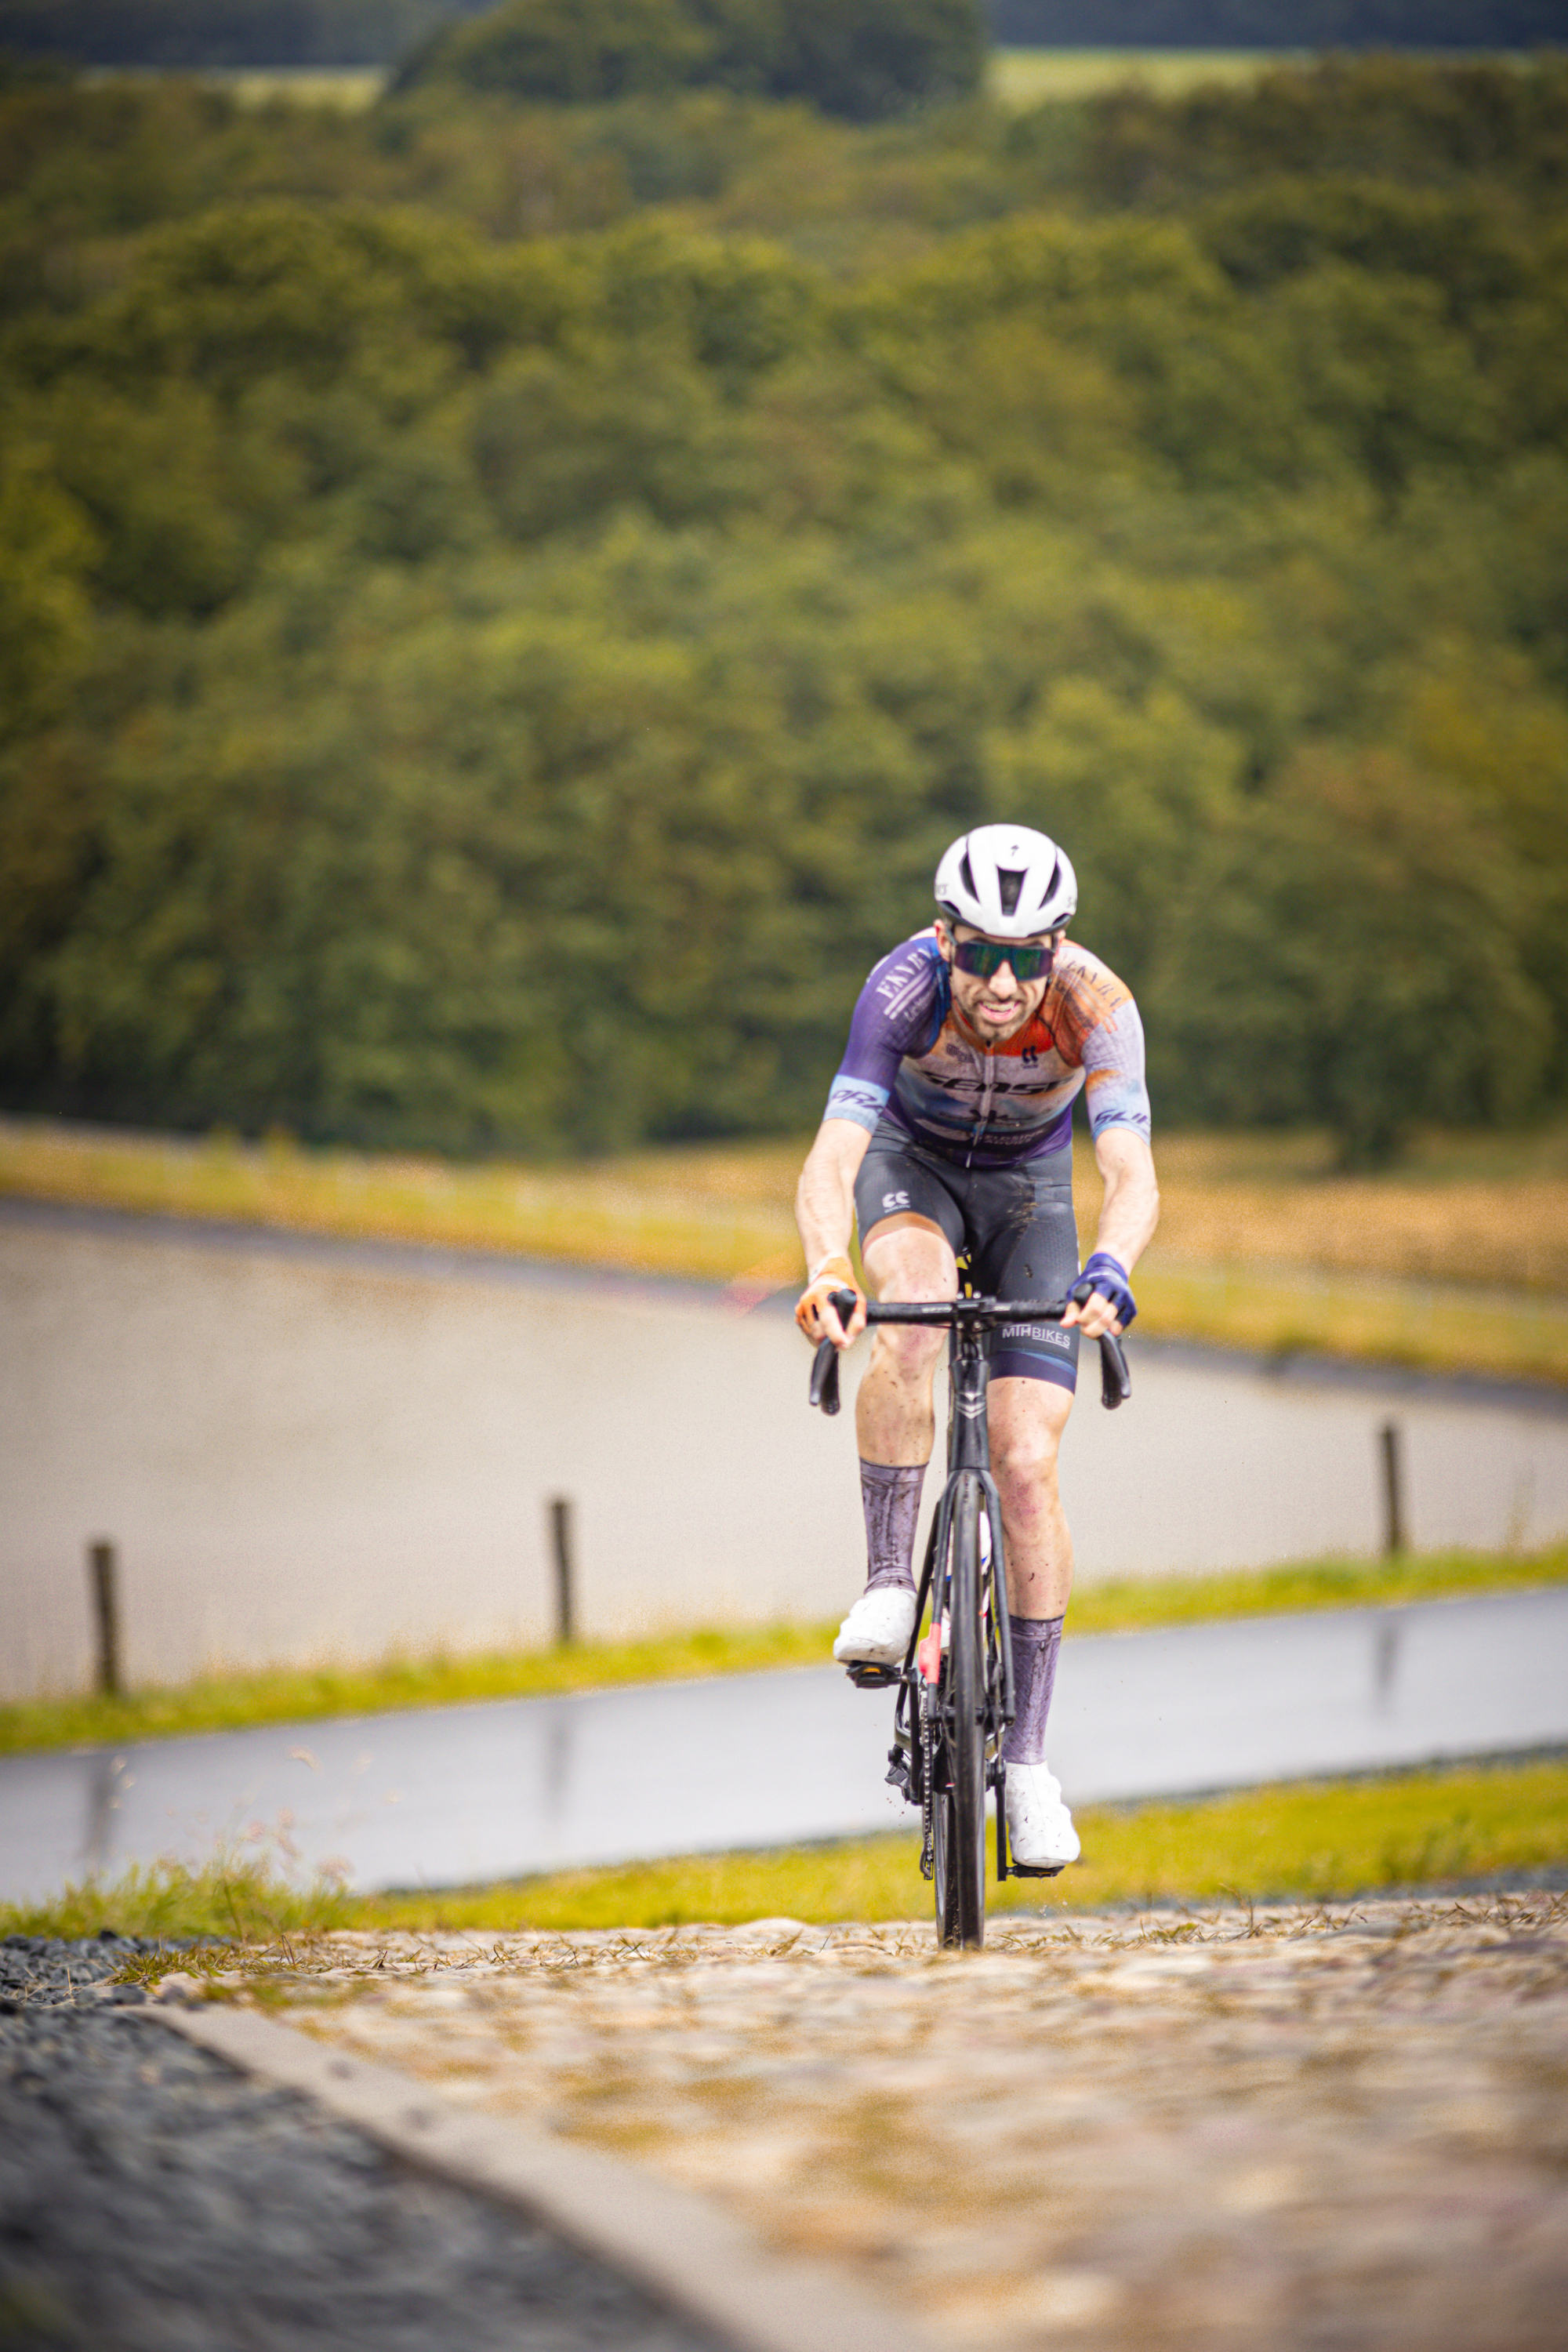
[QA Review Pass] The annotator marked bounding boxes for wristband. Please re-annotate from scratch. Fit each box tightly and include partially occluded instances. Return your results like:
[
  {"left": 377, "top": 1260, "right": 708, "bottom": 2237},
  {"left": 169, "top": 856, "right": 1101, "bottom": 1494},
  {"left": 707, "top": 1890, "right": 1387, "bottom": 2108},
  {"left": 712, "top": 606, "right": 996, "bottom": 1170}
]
[
  {"left": 809, "top": 1254, "right": 855, "bottom": 1284},
  {"left": 1074, "top": 1250, "right": 1138, "bottom": 1328}
]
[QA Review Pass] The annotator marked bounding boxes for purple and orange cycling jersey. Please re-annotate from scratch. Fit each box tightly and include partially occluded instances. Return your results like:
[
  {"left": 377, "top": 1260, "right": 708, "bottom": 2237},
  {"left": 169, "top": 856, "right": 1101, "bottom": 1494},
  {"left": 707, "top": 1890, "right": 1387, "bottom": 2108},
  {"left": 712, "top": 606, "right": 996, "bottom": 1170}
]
[{"left": 824, "top": 929, "right": 1150, "bottom": 1167}]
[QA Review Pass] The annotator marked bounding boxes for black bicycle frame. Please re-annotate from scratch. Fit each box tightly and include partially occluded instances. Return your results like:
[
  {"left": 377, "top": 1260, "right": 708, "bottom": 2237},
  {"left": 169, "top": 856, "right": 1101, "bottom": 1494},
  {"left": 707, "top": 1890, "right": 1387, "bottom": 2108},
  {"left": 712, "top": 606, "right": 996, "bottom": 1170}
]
[{"left": 810, "top": 1292, "right": 1131, "bottom": 1885}]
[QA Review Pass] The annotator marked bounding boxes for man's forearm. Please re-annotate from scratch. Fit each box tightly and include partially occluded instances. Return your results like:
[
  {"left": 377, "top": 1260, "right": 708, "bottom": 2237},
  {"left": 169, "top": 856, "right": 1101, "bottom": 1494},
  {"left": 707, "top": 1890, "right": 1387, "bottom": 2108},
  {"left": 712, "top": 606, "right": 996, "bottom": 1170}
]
[
  {"left": 1092, "top": 1137, "right": 1160, "bottom": 1272},
  {"left": 795, "top": 1124, "right": 867, "bottom": 1272},
  {"left": 796, "top": 1158, "right": 856, "bottom": 1272}
]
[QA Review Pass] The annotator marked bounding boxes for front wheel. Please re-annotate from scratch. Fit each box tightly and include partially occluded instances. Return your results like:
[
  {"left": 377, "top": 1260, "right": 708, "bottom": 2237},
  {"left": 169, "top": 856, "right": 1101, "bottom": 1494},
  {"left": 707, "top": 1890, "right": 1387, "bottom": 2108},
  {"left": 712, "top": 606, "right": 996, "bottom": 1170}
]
[{"left": 932, "top": 1473, "right": 986, "bottom": 1950}]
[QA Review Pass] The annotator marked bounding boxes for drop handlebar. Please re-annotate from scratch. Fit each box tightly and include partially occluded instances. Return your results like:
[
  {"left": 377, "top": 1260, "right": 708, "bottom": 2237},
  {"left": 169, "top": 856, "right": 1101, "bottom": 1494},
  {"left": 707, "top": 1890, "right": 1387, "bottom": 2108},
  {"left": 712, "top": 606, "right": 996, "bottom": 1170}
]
[{"left": 808, "top": 1290, "right": 1131, "bottom": 1418}]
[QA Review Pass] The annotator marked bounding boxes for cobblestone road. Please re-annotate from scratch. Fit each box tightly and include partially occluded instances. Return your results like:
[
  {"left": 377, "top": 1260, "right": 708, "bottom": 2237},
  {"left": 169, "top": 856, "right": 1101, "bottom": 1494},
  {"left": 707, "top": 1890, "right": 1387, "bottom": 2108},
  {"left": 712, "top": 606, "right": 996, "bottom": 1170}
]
[{"left": 253, "top": 1893, "right": 1568, "bottom": 2352}]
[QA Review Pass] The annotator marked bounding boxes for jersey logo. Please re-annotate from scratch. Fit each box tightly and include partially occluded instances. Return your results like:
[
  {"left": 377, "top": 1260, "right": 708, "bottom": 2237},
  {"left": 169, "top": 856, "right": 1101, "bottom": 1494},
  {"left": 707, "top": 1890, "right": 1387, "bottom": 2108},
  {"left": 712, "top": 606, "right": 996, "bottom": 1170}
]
[
  {"left": 882, "top": 1189, "right": 911, "bottom": 1211},
  {"left": 874, "top": 949, "right": 935, "bottom": 1017}
]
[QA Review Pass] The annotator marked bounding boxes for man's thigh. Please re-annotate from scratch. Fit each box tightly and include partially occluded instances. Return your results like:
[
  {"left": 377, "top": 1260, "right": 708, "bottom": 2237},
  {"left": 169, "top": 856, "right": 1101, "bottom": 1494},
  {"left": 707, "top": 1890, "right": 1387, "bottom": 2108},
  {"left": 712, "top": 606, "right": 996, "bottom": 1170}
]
[
  {"left": 855, "top": 1123, "right": 966, "bottom": 1269},
  {"left": 965, "top": 1155, "right": 1081, "bottom": 1396}
]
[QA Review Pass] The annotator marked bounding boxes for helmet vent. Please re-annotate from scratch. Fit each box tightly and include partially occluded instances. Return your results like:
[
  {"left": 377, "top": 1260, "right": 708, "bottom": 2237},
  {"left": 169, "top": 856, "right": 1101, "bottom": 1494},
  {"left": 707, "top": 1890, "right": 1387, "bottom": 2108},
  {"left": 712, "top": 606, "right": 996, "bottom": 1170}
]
[
  {"left": 997, "top": 868, "right": 1025, "bottom": 918},
  {"left": 959, "top": 852, "right": 977, "bottom": 900}
]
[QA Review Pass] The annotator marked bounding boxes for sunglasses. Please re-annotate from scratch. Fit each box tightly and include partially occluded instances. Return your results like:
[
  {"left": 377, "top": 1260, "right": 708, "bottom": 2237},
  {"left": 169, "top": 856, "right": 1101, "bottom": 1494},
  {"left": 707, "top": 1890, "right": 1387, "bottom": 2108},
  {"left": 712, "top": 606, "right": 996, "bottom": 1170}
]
[{"left": 950, "top": 935, "right": 1059, "bottom": 982}]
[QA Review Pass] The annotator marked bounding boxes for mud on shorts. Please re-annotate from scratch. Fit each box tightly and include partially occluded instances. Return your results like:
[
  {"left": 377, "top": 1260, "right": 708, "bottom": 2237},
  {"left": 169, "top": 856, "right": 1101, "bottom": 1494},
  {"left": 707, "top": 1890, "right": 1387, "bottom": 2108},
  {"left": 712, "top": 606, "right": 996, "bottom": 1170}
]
[{"left": 853, "top": 1116, "right": 1082, "bottom": 1393}]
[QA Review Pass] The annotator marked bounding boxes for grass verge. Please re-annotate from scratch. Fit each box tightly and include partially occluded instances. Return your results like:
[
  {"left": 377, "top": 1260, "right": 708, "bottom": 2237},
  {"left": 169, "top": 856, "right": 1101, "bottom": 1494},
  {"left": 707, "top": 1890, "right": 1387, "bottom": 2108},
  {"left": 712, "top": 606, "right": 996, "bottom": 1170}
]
[
  {"left": 4, "top": 1543, "right": 1564, "bottom": 1759},
  {"left": 1136, "top": 1261, "right": 1568, "bottom": 1388},
  {"left": 989, "top": 47, "right": 1289, "bottom": 106},
  {"left": 0, "top": 1116, "right": 804, "bottom": 1291},
  {"left": 5, "top": 1114, "right": 1566, "bottom": 1380},
  {"left": 5, "top": 1757, "right": 1564, "bottom": 1947}
]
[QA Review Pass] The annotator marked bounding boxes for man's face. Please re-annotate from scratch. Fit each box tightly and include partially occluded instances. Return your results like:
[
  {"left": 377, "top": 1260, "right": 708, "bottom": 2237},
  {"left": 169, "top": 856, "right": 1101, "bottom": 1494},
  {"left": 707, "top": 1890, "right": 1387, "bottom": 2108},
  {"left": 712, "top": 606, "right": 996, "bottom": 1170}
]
[{"left": 935, "top": 920, "right": 1059, "bottom": 1045}]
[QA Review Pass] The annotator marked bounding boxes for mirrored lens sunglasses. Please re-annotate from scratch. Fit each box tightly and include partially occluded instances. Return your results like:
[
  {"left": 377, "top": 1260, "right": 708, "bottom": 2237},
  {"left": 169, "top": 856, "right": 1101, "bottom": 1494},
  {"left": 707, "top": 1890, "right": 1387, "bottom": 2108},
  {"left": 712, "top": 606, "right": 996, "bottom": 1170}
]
[{"left": 952, "top": 935, "right": 1058, "bottom": 982}]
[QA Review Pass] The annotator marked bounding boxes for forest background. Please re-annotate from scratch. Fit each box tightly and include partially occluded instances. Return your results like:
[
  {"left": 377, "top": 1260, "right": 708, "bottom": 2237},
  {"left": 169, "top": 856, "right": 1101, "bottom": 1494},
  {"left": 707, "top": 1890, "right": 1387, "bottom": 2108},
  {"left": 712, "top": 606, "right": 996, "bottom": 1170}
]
[{"left": 3, "top": 8, "right": 1568, "bottom": 1173}]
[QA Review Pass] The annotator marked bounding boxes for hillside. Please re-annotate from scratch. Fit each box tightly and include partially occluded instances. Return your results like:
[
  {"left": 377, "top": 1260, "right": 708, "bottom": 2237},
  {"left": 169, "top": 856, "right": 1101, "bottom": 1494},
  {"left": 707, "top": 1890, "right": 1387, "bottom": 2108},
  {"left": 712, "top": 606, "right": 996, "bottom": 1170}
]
[{"left": 2, "top": 53, "right": 1566, "bottom": 1173}]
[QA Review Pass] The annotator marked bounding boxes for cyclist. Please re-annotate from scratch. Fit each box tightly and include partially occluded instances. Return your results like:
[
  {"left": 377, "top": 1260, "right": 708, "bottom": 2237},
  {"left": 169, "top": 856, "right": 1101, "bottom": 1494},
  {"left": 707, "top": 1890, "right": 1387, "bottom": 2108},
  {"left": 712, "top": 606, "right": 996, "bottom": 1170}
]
[{"left": 794, "top": 824, "right": 1159, "bottom": 1873}]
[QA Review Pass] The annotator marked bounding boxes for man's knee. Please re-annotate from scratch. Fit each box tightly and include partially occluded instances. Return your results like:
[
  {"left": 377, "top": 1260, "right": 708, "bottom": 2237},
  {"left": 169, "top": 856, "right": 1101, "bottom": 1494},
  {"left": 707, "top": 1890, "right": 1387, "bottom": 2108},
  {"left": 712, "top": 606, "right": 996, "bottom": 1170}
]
[
  {"left": 870, "top": 1322, "right": 945, "bottom": 1385},
  {"left": 990, "top": 1384, "right": 1071, "bottom": 1493},
  {"left": 993, "top": 1431, "right": 1062, "bottom": 1497}
]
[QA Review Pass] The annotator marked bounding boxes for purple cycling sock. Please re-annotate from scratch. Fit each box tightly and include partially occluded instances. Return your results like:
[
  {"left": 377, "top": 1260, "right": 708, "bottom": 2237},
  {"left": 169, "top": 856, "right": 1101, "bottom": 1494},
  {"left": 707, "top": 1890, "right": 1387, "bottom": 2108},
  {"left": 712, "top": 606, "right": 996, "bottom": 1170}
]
[
  {"left": 859, "top": 1461, "right": 925, "bottom": 1594},
  {"left": 1003, "top": 1614, "right": 1064, "bottom": 1766}
]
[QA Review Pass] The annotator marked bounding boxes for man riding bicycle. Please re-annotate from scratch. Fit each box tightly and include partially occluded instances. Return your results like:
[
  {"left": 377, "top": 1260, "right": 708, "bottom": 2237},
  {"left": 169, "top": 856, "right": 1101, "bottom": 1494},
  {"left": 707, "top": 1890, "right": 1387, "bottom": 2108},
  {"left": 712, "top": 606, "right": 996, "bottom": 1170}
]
[{"left": 794, "top": 824, "right": 1160, "bottom": 1874}]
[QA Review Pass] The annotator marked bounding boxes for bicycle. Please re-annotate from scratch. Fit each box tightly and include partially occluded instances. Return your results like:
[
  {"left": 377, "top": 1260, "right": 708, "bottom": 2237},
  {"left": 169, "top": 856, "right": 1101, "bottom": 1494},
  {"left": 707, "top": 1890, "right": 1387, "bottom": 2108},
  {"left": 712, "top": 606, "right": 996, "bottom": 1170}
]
[{"left": 808, "top": 1287, "right": 1131, "bottom": 1951}]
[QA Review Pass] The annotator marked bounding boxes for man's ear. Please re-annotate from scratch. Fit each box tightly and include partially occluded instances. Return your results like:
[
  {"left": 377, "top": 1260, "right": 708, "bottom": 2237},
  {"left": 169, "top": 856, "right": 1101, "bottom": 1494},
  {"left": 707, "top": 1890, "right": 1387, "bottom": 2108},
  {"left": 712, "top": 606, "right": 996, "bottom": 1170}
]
[{"left": 934, "top": 920, "right": 953, "bottom": 964}]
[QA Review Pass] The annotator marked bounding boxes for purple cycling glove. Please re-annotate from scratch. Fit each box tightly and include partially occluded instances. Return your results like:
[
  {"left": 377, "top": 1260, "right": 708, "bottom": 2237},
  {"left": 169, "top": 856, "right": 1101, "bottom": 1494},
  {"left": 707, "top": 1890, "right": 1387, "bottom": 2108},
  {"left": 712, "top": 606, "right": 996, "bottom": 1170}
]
[{"left": 1073, "top": 1250, "right": 1137, "bottom": 1329}]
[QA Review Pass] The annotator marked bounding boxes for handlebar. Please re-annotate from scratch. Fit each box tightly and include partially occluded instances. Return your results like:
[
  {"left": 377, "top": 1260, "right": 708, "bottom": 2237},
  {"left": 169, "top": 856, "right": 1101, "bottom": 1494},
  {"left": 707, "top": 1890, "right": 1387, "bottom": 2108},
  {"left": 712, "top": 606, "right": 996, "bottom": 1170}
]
[{"left": 809, "top": 1290, "right": 1131, "bottom": 1417}]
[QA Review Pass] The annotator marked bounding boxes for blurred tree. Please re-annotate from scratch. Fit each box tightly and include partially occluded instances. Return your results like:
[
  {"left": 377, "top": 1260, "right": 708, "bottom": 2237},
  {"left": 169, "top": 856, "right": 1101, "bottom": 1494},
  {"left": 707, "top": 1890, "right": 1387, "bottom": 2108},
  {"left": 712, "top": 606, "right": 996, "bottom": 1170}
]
[
  {"left": 1150, "top": 748, "right": 1552, "bottom": 1163},
  {"left": 0, "top": 53, "right": 1564, "bottom": 1155},
  {"left": 0, "top": 1, "right": 495, "bottom": 68},
  {"left": 394, "top": 0, "right": 985, "bottom": 120},
  {"left": 0, "top": 447, "right": 97, "bottom": 731}
]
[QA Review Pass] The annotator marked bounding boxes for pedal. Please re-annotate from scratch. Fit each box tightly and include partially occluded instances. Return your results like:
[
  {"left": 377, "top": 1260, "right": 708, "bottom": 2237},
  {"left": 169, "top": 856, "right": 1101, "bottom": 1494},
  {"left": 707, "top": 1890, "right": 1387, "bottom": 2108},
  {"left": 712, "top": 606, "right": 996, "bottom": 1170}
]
[
  {"left": 845, "top": 1661, "right": 899, "bottom": 1689},
  {"left": 1007, "top": 1860, "right": 1066, "bottom": 1878},
  {"left": 884, "top": 1748, "right": 913, "bottom": 1801}
]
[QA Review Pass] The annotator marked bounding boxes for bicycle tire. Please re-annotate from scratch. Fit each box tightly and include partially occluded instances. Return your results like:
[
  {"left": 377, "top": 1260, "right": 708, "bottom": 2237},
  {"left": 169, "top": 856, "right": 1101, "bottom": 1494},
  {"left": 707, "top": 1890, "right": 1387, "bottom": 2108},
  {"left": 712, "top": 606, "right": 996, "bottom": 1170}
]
[{"left": 933, "top": 1472, "right": 987, "bottom": 1951}]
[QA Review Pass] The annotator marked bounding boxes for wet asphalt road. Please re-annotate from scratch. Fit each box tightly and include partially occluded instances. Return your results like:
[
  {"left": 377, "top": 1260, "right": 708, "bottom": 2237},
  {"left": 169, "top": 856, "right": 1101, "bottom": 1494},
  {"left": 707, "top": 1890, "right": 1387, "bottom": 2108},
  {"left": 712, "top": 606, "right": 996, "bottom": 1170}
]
[
  {"left": 3, "top": 1585, "right": 1565, "bottom": 1904},
  {"left": 0, "top": 1938, "right": 725, "bottom": 2352},
  {"left": 8, "top": 1198, "right": 1568, "bottom": 1703}
]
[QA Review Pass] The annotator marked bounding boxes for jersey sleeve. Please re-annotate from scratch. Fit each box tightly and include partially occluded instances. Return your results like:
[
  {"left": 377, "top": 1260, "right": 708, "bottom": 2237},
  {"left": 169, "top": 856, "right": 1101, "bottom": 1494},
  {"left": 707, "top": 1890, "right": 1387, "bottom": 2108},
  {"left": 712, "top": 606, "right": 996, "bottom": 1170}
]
[
  {"left": 822, "top": 935, "right": 944, "bottom": 1134},
  {"left": 1082, "top": 998, "right": 1152, "bottom": 1142},
  {"left": 1053, "top": 949, "right": 1152, "bottom": 1145}
]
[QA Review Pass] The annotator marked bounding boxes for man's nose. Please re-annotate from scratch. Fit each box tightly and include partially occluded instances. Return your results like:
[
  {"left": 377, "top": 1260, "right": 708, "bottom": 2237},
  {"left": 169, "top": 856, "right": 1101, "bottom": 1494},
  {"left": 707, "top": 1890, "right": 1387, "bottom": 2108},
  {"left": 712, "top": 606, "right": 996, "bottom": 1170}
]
[{"left": 991, "top": 961, "right": 1019, "bottom": 993}]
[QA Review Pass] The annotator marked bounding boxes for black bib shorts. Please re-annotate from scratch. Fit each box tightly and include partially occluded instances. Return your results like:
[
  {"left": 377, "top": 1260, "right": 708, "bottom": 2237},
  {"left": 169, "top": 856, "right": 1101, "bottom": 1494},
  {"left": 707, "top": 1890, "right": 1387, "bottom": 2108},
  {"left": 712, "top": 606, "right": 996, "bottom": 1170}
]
[{"left": 853, "top": 1116, "right": 1082, "bottom": 1393}]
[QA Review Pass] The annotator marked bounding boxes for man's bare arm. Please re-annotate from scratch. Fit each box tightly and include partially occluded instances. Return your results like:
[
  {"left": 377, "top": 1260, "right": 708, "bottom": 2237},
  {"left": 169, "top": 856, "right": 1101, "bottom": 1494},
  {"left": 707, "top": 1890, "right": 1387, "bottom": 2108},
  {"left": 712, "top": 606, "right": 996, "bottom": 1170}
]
[
  {"left": 793, "top": 1118, "right": 873, "bottom": 1348},
  {"left": 1063, "top": 1128, "right": 1160, "bottom": 1340}
]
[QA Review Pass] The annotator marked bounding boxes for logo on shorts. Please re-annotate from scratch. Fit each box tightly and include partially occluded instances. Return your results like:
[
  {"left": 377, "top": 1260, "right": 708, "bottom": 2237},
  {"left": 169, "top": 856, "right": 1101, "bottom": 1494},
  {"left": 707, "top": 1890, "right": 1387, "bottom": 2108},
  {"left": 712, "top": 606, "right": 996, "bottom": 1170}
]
[
  {"left": 1003, "top": 1323, "right": 1073, "bottom": 1349},
  {"left": 882, "top": 1190, "right": 910, "bottom": 1211}
]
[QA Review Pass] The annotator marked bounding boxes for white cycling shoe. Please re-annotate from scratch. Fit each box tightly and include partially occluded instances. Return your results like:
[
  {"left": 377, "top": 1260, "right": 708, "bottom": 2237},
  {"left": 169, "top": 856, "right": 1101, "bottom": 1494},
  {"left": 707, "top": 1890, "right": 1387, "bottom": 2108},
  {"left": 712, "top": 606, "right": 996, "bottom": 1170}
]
[
  {"left": 1004, "top": 1760, "right": 1081, "bottom": 1874},
  {"left": 833, "top": 1584, "right": 918, "bottom": 1668}
]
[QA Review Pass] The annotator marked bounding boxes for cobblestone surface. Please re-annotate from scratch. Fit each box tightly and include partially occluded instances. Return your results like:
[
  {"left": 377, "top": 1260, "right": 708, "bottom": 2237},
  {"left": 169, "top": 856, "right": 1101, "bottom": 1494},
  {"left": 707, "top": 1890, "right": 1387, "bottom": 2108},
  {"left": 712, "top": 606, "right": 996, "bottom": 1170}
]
[
  {"left": 257, "top": 1895, "right": 1568, "bottom": 2352},
  {"left": 0, "top": 1939, "right": 725, "bottom": 2352}
]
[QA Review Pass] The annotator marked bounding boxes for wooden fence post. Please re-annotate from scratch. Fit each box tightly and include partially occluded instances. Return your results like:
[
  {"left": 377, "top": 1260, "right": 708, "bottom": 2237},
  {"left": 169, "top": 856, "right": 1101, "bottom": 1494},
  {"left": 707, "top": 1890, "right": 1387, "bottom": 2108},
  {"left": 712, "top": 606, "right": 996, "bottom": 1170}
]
[
  {"left": 1379, "top": 1423, "right": 1406, "bottom": 1558},
  {"left": 89, "top": 1540, "right": 122, "bottom": 1696},
  {"left": 549, "top": 1497, "right": 575, "bottom": 1646}
]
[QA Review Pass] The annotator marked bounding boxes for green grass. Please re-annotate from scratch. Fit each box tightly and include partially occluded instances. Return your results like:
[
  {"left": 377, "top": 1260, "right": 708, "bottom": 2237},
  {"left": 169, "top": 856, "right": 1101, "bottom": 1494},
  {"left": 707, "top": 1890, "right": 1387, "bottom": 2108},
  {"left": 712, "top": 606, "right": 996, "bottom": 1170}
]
[
  {"left": 1067, "top": 1541, "right": 1568, "bottom": 1635},
  {"left": 0, "top": 1622, "right": 839, "bottom": 1759},
  {"left": 0, "top": 1855, "right": 355, "bottom": 1946},
  {"left": 7, "top": 1758, "right": 1564, "bottom": 1951},
  {"left": 5, "top": 1543, "right": 1563, "bottom": 1759},
  {"left": 1134, "top": 1259, "right": 1568, "bottom": 1389},
  {"left": 390, "top": 1757, "right": 1568, "bottom": 1930},
  {"left": 985, "top": 45, "right": 1538, "bottom": 108},
  {"left": 989, "top": 48, "right": 1290, "bottom": 106}
]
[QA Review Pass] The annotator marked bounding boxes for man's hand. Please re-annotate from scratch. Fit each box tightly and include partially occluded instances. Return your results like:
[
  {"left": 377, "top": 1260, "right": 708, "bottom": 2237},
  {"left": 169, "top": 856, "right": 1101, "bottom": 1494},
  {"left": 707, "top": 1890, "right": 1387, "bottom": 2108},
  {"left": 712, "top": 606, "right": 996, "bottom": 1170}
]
[
  {"left": 795, "top": 1255, "right": 868, "bottom": 1350},
  {"left": 1063, "top": 1252, "right": 1137, "bottom": 1340}
]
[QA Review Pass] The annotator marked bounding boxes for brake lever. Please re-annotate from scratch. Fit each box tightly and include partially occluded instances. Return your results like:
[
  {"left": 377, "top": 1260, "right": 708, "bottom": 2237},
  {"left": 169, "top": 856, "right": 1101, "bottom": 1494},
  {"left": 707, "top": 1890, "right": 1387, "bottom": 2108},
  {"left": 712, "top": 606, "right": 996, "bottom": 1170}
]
[
  {"left": 1097, "top": 1329, "right": 1131, "bottom": 1410},
  {"left": 808, "top": 1289, "right": 861, "bottom": 1416}
]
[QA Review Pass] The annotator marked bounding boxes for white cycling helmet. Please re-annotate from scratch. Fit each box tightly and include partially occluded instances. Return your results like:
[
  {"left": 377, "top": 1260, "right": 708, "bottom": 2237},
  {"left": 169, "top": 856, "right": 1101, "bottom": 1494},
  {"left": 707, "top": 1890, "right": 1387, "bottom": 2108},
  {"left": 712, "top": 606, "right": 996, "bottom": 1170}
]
[{"left": 935, "top": 824, "right": 1077, "bottom": 940}]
